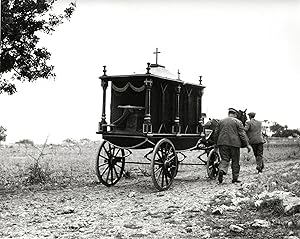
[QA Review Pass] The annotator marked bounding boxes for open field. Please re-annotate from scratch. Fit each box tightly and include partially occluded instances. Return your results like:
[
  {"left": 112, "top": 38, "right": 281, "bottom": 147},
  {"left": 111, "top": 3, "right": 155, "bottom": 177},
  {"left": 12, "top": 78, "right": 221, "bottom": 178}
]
[{"left": 0, "top": 138, "right": 299, "bottom": 192}]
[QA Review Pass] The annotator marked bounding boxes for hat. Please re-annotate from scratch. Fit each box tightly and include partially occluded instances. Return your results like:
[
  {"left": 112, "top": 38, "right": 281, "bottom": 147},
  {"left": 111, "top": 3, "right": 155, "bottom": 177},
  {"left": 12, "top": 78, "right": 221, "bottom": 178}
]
[
  {"left": 248, "top": 112, "right": 256, "bottom": 117},
  {"left": 228, "top": 108, "right": 238, "bottom": 114}
]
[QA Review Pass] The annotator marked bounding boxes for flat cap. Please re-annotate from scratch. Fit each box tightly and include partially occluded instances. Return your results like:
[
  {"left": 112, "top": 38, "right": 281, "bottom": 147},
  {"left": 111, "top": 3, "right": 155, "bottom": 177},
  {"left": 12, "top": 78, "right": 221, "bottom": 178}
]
[
  {"left": 248, "top": 112, "right": 256, "bottom": 117},
  {"left": 228, "top": 108, "right": 238, "bottom": 114}
]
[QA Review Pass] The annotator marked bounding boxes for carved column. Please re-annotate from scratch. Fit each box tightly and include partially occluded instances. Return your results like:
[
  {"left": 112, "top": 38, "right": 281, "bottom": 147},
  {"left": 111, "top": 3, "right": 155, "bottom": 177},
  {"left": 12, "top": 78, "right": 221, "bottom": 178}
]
[
  {"left": 172, "top": 84, "right": 181, "bottom": 133},
  {"left": 99, "top": 66, "right": 108, "bottom": 132},
  {"left": 143, "top": 77, "right": 153, "bottom": 133}
]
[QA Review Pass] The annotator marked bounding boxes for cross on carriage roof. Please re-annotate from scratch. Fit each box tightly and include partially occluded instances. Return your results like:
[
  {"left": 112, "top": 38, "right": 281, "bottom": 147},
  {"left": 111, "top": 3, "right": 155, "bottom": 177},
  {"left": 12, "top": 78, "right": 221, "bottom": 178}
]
[{"left": 101, "top": 48, "right": 203, "bottom": 85}]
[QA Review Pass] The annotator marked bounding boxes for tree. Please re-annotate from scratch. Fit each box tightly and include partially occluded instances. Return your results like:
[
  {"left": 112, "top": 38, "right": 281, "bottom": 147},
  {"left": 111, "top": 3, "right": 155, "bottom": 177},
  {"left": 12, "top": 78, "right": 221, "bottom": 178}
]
[
  {"left": 272, "top": 129, "right": 300, "bottom": 138},
  {"left": 1, "top": 0, "right": 76, "bottom": 95},
  {"left": 16, "top": 139, "right": 34, "bottom": 146},
  {"left": 270, "top": 122, "right": 285, "bottom": 136},
  {"left": 269, "top": 122, "right": 300, "bottom": 137},
  {"left": 0, "top": 126, "right": 7, "bottom": 144}
]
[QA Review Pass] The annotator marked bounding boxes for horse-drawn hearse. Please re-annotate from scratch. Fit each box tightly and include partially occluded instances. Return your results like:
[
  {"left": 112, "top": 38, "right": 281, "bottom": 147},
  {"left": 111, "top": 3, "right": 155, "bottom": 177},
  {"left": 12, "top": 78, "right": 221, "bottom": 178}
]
[{"left": 95, "top": 56, "right": 221, "bottom": 191}]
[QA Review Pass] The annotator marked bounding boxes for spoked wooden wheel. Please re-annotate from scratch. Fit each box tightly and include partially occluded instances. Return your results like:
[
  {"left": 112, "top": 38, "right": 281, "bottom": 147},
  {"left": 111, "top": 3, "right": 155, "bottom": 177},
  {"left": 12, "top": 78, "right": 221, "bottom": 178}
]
[
  {"left": 151, "top": 139, "right": 178, "bottom": 191},
  {"left": 206, "top": 150, "right": 220, "bottom": 179},
  {"left": 95, "top": 140, "right": 125, "bottom": 187}
]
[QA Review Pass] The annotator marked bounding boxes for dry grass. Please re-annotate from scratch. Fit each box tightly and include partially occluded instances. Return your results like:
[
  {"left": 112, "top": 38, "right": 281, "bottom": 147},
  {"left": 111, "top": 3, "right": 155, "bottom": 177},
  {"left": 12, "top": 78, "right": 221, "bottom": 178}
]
[
  {"left": 0, "top": 142, "right": 99, "bottom": 191},
  {"left": 239, "top": 139, "right": 300, "bottom": 198},
  {"left": 0, "top": 138, "right": 300, "bottom": 193}
]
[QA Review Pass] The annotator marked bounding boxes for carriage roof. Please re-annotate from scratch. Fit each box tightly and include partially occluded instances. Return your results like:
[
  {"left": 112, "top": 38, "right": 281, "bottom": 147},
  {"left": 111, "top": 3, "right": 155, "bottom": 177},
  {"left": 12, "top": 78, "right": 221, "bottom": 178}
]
[{"left": 100, "top": 63, "right": 205, "bottom": 89}]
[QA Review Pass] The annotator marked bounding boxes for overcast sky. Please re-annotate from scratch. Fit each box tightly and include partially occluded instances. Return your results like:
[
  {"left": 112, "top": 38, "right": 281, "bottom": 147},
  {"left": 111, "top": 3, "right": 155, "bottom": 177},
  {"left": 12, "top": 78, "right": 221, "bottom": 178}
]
[{"left": 1, "top": 0, "right": 300, "bottom": 144}]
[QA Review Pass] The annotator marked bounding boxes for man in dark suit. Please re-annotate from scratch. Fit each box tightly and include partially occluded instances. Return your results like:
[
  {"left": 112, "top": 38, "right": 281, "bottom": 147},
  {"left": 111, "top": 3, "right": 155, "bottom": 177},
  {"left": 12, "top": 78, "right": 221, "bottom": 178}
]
[
  {"left": 214, "top": 108, "right": 251, "bottom": 184},
  {"left": 244, "top": 112, "right": 265, "bottom": 173}
]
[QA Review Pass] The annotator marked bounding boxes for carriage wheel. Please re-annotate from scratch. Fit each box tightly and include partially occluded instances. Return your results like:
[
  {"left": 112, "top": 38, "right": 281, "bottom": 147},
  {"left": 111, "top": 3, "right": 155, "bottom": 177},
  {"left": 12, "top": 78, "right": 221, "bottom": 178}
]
[
  {"left": 95, "top": 140, "right": 125, "bottom": 187},
  {"left": 206, "top": 150, "right": 220, "bottom": 179},
  {"left": 151, "top": 139, "right": 178, "bottom": 191}
]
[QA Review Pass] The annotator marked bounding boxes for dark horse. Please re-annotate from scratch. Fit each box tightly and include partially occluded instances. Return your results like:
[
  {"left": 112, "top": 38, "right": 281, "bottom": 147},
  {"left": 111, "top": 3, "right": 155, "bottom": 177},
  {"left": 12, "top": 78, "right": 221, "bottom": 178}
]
[{"left": 236, "top": 109, "right": 248, "bottom": 126}]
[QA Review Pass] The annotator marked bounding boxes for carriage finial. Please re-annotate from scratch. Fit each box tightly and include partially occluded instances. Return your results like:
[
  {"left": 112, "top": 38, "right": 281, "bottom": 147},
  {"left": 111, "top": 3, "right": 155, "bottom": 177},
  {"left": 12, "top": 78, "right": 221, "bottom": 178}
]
[
  {"left": 177, "top": 69, "right": 180, "bottom": 80},
  {"left": 199, "top": 76, "right": 202, "bottom": 85},
  {"left": 103, "top": 66, "right": 107, "bottom": 76},
  {"left": 146, "top": 62, "right": 151, "bottom": 74}
]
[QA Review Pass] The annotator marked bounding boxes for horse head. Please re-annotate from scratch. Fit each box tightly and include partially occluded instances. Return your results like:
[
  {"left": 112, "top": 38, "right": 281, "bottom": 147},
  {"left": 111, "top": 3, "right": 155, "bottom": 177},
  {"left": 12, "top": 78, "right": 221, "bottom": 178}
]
[{"left": 237, "top": 109, "right": 247, "bottom": 126}]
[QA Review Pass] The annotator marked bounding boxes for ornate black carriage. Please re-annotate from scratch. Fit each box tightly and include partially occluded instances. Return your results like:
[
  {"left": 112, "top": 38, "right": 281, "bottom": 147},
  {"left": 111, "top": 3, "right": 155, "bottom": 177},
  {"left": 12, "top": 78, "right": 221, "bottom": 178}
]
[{"left": 96, "top": 59, "right": 220, "bottom": 191}]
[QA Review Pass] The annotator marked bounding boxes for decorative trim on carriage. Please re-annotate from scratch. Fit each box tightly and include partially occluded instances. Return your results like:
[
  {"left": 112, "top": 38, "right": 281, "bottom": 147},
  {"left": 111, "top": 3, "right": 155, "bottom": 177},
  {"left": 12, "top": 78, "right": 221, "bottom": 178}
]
[
  {"left": 111, "top": 82, "right": 145, "bottom": 93},
  {"left": 143, "top": 123, "right": 152, "bottom": 134}
]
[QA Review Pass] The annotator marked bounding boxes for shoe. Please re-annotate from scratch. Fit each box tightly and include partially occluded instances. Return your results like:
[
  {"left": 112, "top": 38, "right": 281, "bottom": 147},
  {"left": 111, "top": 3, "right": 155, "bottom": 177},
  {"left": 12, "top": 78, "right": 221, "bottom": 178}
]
[
  {"left": 232, "top": 179, "right": 242, "bottom": 183},
  {"left": 218, "top": 171, "right": 224, "bottom": 184}
]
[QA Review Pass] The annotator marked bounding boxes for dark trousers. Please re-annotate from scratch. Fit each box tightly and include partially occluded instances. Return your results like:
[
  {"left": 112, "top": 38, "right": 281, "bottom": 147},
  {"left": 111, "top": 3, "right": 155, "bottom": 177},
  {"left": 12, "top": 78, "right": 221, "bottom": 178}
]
[
  {"left": 218, "top": 145, "right": 240, "bottom": 180},
  {"left": 251, "top": 143, "right": 264, "bottom": 171}
]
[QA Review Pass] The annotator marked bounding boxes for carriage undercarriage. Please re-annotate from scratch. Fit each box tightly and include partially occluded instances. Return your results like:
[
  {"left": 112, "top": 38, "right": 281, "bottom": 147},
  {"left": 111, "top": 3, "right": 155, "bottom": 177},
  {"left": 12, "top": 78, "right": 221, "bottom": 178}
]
[{"left": 95, "top": 133, "right": 220, "bottom": 191}]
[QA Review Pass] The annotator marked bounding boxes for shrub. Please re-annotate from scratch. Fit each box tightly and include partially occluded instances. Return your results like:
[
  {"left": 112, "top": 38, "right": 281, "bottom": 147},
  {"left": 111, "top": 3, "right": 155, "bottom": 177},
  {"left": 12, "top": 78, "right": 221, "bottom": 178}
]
[
  {"left": 0, "top": 126, "right": 7, "bottom": 144},
  {"left": 23, "top": 138, "right": 53, "bottom": 185},
  {"left": 257, "top": 197, "right": 285, "bottom": 216},
  {"left": 62, "top": 138, "right": 82, "bottom": 154},
  {"left": 25, "top": 160, "right": 52, "bottom": 185},
  {"left": 16, "top": 139, "right": 34, "bottom": 146}
]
